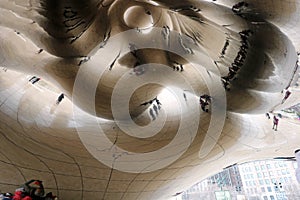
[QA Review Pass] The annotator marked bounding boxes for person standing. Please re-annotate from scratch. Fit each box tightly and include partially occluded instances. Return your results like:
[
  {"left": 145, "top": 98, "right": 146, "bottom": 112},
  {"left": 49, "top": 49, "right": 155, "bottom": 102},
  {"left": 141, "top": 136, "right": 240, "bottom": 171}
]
[
  {"left": 183, "top": 92, "right": 187, "bottom": 101},
  {"left": 153, "top": 104, "right": 159, "bottom": 115},
  {"left": 281, "top": 90, "right": 291, "bottom": 104},
  {"left": 149, "top": 108, "right": 156, "bottom": 121},
  {"left": 56, "top": 93, "right": 64, "bottom": 105},
  {"left": 272, "top": 116, "right": 279, "bottom": 131}
]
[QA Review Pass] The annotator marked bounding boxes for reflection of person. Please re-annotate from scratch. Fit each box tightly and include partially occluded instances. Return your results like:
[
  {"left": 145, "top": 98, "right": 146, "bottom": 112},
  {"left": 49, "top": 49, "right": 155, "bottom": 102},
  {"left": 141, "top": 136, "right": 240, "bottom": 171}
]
[
  {"left": 155, "top": 98, "right": 162, "bottom": 106},
  {"left": 13, "top": 190, "right": 32, "bottom": 200},
  {"left": 153, "top": 104, "right": 158, "bottom": 115},
  {"left": 183, "top": 93, "right": 187, "bottom": 101},
  {"left": 44, "top": 192, "right": 57, "bottom": 200},
  {"left": 78, "top": 56, "right": 90, "bottom": 66},
  {"left": 32, "top": 78, "right": 40, "bottom": 84},
  {"left": 19, "top": 179, "right": 44, "bottom": 198},
  {"left": 200, "top": 99, "right": 208, "bottom": 112},
  {"left": 272, "top": 116, "right": 279, "bottom": 131},
  {"left": 56, "top": 93, "right": 64, "bottom": 105},
  {"left": 29, "top": 180, "right": 45, "bottom": 199},
  {"left": 29, "top": 76, "right": 36, "bottom": 82},
  {"left": 200, "top": 94, "right": 211, "bottom": 103},
  {"left": 149, "top": 108, "right": 155, "bottom": 121},
  {"left": 37, "top": 49, "right": 43, "bottom": 54},
  {"left": 281, "top": 90, "right": 291, "bottom": 104}
]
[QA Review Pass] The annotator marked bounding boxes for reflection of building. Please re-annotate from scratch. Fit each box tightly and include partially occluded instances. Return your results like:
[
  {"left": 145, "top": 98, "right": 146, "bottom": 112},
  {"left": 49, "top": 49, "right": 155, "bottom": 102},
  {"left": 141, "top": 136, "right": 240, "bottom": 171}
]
[
  {"left": 239, "top": 160, "right": 300, "bottom": 200},
  {"left": 181, "top": 160, "right": 300, "bottom": 200},
  {"left": 182, "top": 164, "right": 244, "bottom": 200}
]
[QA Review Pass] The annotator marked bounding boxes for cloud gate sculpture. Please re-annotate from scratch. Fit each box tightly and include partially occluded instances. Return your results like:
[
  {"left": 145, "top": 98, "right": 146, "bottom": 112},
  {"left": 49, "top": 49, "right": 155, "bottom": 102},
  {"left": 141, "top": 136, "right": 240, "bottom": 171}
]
[{"left": 1, "top": 0, "right": 300, "bottom": 199}]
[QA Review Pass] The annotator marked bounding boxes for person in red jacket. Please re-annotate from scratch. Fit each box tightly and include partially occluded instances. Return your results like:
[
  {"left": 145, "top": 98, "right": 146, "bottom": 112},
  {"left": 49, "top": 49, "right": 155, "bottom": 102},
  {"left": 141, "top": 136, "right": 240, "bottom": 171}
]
[{"left": 13, "top": 190, "right": 32, "bottom": 200}]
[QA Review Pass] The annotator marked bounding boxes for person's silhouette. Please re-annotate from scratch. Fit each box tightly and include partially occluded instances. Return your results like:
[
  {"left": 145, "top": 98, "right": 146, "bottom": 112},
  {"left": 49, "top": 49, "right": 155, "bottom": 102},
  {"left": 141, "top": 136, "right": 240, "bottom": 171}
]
[
  {"left": 56, "top": 93, "right": 64, "bottom": 105},
  {"left": 149, "top": 108, "right": 156, "bottom": 120},
  {"left": 153, "top": 104, "right": 159, "bottom": 115}
]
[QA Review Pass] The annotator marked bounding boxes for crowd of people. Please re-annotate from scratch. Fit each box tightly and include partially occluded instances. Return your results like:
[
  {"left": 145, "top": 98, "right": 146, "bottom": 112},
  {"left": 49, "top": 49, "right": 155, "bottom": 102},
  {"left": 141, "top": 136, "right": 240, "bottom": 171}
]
[
  {"left": 140, "top": 97, "right": 162, "bottom": 120},
  {"left": 199, "top": 94, "right": 211, "bottom": 112},
  {"left": 128, "top": 43, "right": 148, "bottom": 76},
  {"left": 0, "top": 180, "right": 57, "bottom": 200},
  {"left": 172, "top": 61, "right": 184, "bottom": 72},
  {"left": 149, "top": 98, "right": 162, "bottom": 121},
  {"left": 170, "top": 5, "right": 201, "bottom": 13},
  {"left": 232, "top": 1, "right": 249, "bottom": 15},
  {"left": 221, "top": 29, "right": 253, "bottom": 91}
]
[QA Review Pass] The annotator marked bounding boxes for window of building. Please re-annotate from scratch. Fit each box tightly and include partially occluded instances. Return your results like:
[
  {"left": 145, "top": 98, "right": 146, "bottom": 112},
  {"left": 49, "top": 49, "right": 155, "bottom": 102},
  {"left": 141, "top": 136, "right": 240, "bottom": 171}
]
[
  {"left": 277, "top": 170, "right": 281, "bottom": 176},
  {"left": 257, "top": 173, "right": 262, "bottom": 178},
  {"left": 270, "top": 195, "right": 275, "bottom": 200},
  {"left": 267, "top": 186, "right": 272, "bottom": 192},
  {"left": 263, "top": 172, "right": 268, "bottom": 177},
  {"left": 259, "top": 180, "right": 264, "bottom": 185},
  {"left": 263, "top": 196, "right": 268, "bottom": 200},
  {"left": 284, "top": 177, "right": 288, "bottom": 183},
  {"left": 271, "top": 178, "right": 276, "bottom": 183},
  {"left": 269, "top": 171, "right": 274, "bottom": 176},
  {"left": 274, "top": 185, "right": 279, "bottom": 192},
  {"left": 255, "top": 166, "right": 260, "bottom": 171},
  {"left": 261, "top": 165, "right": 266, "bottom": 170},
  {"left": 281, "top": 169, "right": 286, "bottom": 175},
  {"left": 280, "top": 177, "right": 284, "bottom": 183},
  {"left": 293, "top": 162, "right": 298, "bottom": 169},
  {"left": 267, "top": 164, "right": 271, "bottom": 169},
  {"left": 261, "top": 187, "right": 265, "bottom": 192},
  {"left": 265, "top": 179, "right": 270, "bottom": 185}
]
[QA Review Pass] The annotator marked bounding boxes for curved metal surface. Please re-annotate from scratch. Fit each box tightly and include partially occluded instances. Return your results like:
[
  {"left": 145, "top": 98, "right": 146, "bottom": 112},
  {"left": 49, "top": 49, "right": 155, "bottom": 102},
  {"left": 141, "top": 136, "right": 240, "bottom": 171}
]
[{"left": 0, "top": 0, "right": 300, "bottom": 199}]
